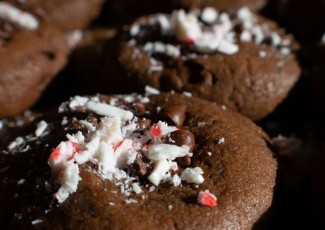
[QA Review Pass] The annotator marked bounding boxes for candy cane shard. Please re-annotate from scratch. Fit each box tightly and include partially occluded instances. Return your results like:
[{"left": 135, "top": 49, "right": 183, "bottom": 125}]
[{"left": 0, "top": 2, "right": 39, "bottom": 30}]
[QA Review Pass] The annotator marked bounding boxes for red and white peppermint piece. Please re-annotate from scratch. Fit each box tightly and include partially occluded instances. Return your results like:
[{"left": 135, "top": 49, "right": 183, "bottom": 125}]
[
  {"left": 197, "top": 190, "right": 217, "bottom": 207},
  {"left": 0, "top": 2, "right": 39, "bottom": 30}
]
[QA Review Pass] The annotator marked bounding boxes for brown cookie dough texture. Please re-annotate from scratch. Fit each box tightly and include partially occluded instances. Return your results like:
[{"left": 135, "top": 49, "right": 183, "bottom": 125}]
[
  {"left": 172, "top": 0, "right": 267, "bottom": 12},
  {"left": 0, "top": 93, "right": 277, "bottom": 229},
  {"left": 7, "top": 0, "right": 104, "bottom": 30},
  {"left": 115, "top": 8, "right": 301, "bottom": 120},
  {"left": 0, "top": 5, "right": 69, "bottom": 118}
]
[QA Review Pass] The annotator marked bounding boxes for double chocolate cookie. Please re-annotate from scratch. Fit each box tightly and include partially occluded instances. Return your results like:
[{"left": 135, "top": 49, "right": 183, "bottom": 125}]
[
  {"left": 7, "top": 0, "right": 104, "bottom": 30},
  {"left": 0, "top": 2, "right": 69, "bottom": 118},
  {"left": 104, "top": 7, "right": 301, "bottom": 120},
  {"left": 0, "top": 93, "right": 277, "bottom": 229}
]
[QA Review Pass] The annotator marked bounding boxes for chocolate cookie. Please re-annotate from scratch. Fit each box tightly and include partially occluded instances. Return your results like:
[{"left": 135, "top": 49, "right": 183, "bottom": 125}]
[
  {"left": 0, "top": 2, "right": 69, "bottom": 118},
  {"left": 104, "top": 7, "right": 301, "bottom": 120},
  {"left": 7, "top": 0, "right": 104, "bottom": 31},
  {"left": 0, "top": 93, "right": 277, "bottom": 229}
]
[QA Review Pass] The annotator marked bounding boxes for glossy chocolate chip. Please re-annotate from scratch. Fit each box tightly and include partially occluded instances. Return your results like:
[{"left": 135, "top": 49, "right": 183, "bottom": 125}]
[
  {"left": 160, "top": 104, "right": 186, "bottom": 126},
  {"left": 167, "top": 130, "right": 195, "bottom": 152},
  {"left": 161, "top": 72, "right": 184, "bottom": 91},
  {"left": 133, "top": 102, "right": 146, "bottom": 116},
  {"left": 177, "top": 155, "right": 191, "bottom": 167}
]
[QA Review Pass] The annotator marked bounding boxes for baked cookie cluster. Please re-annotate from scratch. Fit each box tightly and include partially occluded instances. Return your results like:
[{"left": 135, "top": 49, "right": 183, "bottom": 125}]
[{"left": 1, "top": 0, "right": 324, "bottom": 229}]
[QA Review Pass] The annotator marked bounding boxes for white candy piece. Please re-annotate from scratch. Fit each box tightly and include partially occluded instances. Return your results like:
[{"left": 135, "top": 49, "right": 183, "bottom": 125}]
[
  {"left": 148, "top": 144, "right": 191, "bottom": 161},
  {"left": 145, "top": 85, "right": 160, "bottom": 95},
  {"left": 148, "top": 159, "right": 170, "bottom": 186},
  {"left": 55, "top": 163, "right": 80, "bottom": 203},
  {"left": 69, "top": 96, "right": 89, "bottom": 109},
  {"left": 86, "top": 101, "right": 133, "bottom": 122},
  {"left": 0, "top": 2, "right": 39, "bottom": 30},
  {"left": 154, "top": 121, "right": 178, "bottom": 137},
  {"left": 98, "top": 141, "right": 116, "bottom": 173},
  {"left": 99, "top": 117, "right": 123, "bottom": 145},
  {"left": 74, "top": 136, "right": 100, "bottom": 164},
  {"left": 172, "top": 10, "right": 201, "bottom": 42},
  {"left": 132, "top": 183, "right": 142, "bottom": 194},
  {"left": 181, "top": 167, "right": 204, "bottom": 184},
  {"left": 217, "top": 39, "right": 239, "bottom": 54},
  {"left": 143, "top": 42, "right": 180, "bottom": 57},
  {"left": 78, "top": 120, "right": 96, "bottom": 132},
  {"left": 35, "top": 120, "right": 48, "bottom": 137},
  {"left": 201, "top": 7, "right": 218, "bottom": 24},
  {"left": 48, "top": 141, "right": 76, "bottom": 174}
]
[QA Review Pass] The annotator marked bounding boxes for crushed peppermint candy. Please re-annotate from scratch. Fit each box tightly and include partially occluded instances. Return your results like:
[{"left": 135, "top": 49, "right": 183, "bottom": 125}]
[
  {"left": 180, "top": 167, "right": 204, "bottom": 184},
  {"left": 128, "top": 7, "right": 293, "bottom": 72},
  {"left": 197, "top": 190, "right": 217, "bottom": 207},
  {"left": 145, "top": 85, "right": 160, "bottom": 96},
  {"left": 31, "top": 219, "right": 43, "bottom": 225},
  {"left": 218, "top": 137, "right": 225, "bottom": 144},
  {"left": 7, "top": 137, "right": 25, "bottom": 150},
  {"left": 35, "top": 120, "right": 48, "bottom": 137},
  {"left": 0, "top": 2, "right": 39, "bottom": 30},
  {"left": 125, "top": 198, "right": 138, "bottom": 204},
  {"left": 49, "top": 95, "right": 204, "bottom": 203},
  {"left": 17, "top": 178, "right": 26, "bottom": 185}
]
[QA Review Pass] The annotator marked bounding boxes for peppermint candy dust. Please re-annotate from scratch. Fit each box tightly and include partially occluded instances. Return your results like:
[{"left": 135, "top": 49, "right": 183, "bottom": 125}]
[{"left": 49, "top": 95, "right": 214, "bottom": 204}]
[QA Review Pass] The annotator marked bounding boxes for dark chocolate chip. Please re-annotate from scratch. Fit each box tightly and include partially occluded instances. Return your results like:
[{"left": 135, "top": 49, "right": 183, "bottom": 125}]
[
  {"left": 160, "top": 104, "right": 186, "bottom": 126},
  {"left": 167, "top": 130, "right": 195, "bottom": 152},
  {"left": 176, "top": 155, "right": 191, "bottom": 167},
  {"left": 133, "top": 102, "right": 146, "bottom": 115},
  {"left": 160, "top": 72, "right": 184, "bottom": 91}
]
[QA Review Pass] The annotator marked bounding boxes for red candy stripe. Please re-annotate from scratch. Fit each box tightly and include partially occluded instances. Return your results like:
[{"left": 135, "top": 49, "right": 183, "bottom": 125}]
[
  {"left": 183, "top": 38, "right": 194, "bottom": 44},
  {"left": 114, "top": 139, "right": 125, "bottom": 151},
  {"left": 151, "top": 124, "right": 162, "bottom": 137},
  {"left": 50, "top": 146, "right": 62, "bottom": 160},
  {"left": 198, "top": 191, "right": 217, "bottom": 207}
]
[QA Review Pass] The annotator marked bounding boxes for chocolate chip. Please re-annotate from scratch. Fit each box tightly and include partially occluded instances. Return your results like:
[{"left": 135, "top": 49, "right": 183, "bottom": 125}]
[
  {"left": 167, "top": 130, "right": 195, "bottom": 152},
  {"left": 137, "top": 118, "right": 151, "bottom": 130},
  {"left": 133, "top": 102, "right": 146, "bottom": 115},
  {"left": 160, "top": 72, "right": 184, "bottom": 91},
  {"left": 176, "top": 155, "right": 191, "bottom": 167},
  {"left": 160, "top": 104, "right": 186, "bottom": 126},
  {"left": 74, "top": 106, "right": 86, "bottom": 113}
]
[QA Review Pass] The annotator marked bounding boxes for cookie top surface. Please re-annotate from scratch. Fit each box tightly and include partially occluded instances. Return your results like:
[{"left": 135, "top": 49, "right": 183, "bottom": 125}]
[
  {"left": 118, "top": 7, "right": 301, "bottom": 120},
  {"left": 0, "top": 92, "right": 277, "bottom": 229},
  {"left": 7, "top": 0, "right": 104, "bottom": 30}
]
